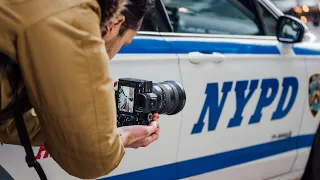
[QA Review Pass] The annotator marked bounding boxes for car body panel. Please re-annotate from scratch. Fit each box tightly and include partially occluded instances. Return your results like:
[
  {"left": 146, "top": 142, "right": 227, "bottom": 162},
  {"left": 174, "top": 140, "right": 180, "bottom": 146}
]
[
  {"left": 292, "top": 42, "right": 320, "bottom": 172},
  {"left": 160, "top": 33, "right": 308, "bottom": 180},
  {"left": 1, "top": 0, "right": 320, "bottom": 180}
]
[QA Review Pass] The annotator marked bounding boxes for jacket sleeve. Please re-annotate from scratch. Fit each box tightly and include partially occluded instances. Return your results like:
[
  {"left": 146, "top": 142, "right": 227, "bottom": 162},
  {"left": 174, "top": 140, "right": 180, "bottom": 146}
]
[{"left": 17, "top": 2, "right": 125, "bottom": 179}]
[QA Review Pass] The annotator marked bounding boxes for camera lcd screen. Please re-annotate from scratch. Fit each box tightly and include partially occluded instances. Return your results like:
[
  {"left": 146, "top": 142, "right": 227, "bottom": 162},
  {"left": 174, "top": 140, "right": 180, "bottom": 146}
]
[{"left": 118, "top": 85, "right": 135, "bottom": 113}]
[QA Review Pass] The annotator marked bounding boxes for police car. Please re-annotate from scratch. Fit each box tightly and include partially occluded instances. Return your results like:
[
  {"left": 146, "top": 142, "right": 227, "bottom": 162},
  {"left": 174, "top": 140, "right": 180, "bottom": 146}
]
[{"left": 1, "top": 0, "right": 320, "bottom": 179}]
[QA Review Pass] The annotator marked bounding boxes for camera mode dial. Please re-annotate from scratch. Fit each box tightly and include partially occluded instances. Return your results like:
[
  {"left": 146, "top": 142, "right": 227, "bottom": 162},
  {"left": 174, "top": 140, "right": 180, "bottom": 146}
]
[{"left": 118, "top": 114, "right": 126, "bottom": 126}]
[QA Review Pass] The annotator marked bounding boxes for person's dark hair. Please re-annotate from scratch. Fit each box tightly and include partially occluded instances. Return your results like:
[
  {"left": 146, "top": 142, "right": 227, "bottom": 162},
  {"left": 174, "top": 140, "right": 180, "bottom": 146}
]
[
  {"left": 97, "top": 0, "right": 125, "bottom": 36},
  {"left": 118, "top": 0, "right": 155, "bottom": 36},
  {"left": 97, "top": 0, "right": 155, "bottom": 37}
]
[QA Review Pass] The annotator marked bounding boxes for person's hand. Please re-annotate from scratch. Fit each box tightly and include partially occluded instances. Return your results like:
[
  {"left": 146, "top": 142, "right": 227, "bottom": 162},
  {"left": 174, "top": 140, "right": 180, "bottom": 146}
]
[{"left": 118, "top": 113, "right": 160, "bottom": 149}]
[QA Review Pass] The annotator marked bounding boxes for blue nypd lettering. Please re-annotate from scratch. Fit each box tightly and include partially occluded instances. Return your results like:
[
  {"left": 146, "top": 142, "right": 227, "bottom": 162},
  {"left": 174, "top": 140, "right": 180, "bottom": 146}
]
[
  {"left": 229, "top": 80, "right": 259, "bottom": 127},
  {"left": 191, "top": 77, "right": 299, "bottom": 134}
]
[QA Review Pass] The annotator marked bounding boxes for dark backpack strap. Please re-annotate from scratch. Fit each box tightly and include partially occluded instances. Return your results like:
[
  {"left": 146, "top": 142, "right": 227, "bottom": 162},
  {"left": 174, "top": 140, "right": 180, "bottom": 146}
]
[
  {"left": 14, "top": 112, "right": 48, "bottom": 180},
  {"left": 0, "top": 53, "right": 48, "bottom": 180}
]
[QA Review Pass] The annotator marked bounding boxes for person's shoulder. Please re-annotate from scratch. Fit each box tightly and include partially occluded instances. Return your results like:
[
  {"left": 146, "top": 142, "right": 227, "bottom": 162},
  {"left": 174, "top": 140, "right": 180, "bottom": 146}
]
[
  {"left": 16, "top": 0, "right": 103, "bottom": 40},
  {"left": 7, "top": 0, "right": 101, "bottom": 30}
]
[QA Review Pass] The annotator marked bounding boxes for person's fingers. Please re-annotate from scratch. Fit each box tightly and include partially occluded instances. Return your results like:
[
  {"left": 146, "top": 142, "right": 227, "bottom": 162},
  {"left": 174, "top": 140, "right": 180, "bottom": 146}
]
[
  {"left": 149, "top": 117, "right": 160, "bottom": 136},
  {"left": 149, "top": 120, "right": 158, "bottom": 130},
  {"left": 143, "top": 133, "right": 159, "bottom": 147},
  {"left": 125, "top": 123, "right": 158, "bottom": 145},
  {"left": 154, "top": 119, "right": 160, "bottom": 135},
  {"left": 149, "top": 121, "right": 159, "bottom": 128},
  {"left": 155, "top": 126, "right": 160, "bottom": 136},
  {"left": 119, "top": 120, "right": 160, "bottom": 148},
  {"left": 152, "top": 113, "right": 160, "bottom": 121},
  {"left": 130, "top": 133, "right": 159, "bottom": 148}
]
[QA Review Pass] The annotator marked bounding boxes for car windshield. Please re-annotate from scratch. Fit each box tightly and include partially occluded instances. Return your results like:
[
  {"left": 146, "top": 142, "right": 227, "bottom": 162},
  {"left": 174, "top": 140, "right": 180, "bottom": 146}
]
[
  {"left": 164, "top": 0, "right": 252, "bottom": 20},
  {"left": 164, "top": 0, "right": 220, "bottom": 11},
  {"left": 163, "top": 0, "right": 260, "bottom": 35}
]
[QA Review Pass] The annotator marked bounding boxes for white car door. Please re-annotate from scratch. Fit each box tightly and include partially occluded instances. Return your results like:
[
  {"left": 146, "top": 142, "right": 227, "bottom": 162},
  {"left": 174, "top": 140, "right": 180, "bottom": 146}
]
[
  {"left": 100, "top": 10, "right": 183, "bottom": 180},
  {"left": 161, "top": 0, "right": 307, "bottom": 179}
]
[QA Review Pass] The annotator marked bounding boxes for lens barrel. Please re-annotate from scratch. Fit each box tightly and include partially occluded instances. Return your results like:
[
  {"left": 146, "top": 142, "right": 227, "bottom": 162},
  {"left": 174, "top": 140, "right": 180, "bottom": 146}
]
[{"left": 152, "top": 81, "right": 186, "bottom": 115}]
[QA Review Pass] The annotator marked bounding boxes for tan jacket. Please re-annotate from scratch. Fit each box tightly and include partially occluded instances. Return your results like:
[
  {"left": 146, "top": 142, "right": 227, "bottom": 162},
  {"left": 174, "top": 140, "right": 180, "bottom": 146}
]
[{"left": 0, "top": 0, "right": 125, "bottom": 179}]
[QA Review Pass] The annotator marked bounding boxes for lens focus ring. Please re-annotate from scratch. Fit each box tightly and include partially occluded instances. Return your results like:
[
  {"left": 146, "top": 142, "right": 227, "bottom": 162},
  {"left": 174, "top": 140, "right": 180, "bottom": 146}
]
[
  {"left": 156, "top": 83, "right": 172, "bottom": 114},
  {"left": 165, "top": 82, "right": 180, "bottom": 115},
  {"left": 165, "top": 81, "right": 186, "bottom": 115}
]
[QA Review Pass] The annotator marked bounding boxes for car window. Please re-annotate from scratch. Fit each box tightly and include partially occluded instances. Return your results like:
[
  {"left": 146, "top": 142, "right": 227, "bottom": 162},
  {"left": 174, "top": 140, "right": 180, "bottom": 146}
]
[
  {"left": 257, "top": 2, "right": 278, "bottom": 36},
  {"left": 139, "top": 20, "right": 153, "bottom": 31},
  {"left": 139, "top": 0, "right": 173, "bottom": 32},
  {"left": 163, "top": 0, "right": 264, "bottom": 35},
  {"left": 299, "top": 0, "right": 318, "bottom": 6}
]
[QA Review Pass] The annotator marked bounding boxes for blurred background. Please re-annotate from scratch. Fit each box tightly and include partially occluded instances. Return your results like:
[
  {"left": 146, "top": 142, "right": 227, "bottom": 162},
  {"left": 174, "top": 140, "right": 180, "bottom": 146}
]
[
  {"left": 271, "top": 0, "right": 320, "bottom": 38},
  {"left": 162, "top": 0, "right": 320, "bottom": 40}
]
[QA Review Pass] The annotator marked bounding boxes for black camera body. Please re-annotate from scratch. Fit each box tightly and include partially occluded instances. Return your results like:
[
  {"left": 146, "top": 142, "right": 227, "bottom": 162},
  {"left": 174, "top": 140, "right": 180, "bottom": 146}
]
[{"left": 115, "top": 78, "right": 186, "bottom": 127}]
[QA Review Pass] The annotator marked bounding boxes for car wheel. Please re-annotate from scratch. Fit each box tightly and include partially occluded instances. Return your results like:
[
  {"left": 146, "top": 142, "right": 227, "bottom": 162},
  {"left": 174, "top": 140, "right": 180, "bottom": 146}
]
[{"left": 301, "top": 124, "right": 320, "bottom": 180}]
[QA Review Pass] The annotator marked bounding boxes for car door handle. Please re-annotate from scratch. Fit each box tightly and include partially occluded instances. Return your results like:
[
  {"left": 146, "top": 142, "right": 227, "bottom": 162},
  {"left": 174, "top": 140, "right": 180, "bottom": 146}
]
[{"left": 188, "top": 51, "right": 225, "bottom": 64}]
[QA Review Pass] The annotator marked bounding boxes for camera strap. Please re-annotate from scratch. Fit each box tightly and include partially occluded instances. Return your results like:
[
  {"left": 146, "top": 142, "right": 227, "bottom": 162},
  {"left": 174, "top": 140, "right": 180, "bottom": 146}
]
[
  {"left": 14, "top": 112, "right": 48, "bottom": 180},
  {"left": 0, "top": 52, "right": 48, "bottom": 180}
]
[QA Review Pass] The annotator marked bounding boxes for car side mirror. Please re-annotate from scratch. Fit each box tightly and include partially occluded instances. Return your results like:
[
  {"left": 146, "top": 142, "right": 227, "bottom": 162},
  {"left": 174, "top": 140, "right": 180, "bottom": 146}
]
[{"left": 276, "top": 15, "right": 306, "bottom": 43}]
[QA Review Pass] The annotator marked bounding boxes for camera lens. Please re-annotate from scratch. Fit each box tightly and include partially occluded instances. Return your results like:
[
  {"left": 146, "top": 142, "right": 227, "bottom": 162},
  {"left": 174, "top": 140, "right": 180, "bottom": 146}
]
[{"left": 152, "top": 81, "right": 186, "bottom": 115}]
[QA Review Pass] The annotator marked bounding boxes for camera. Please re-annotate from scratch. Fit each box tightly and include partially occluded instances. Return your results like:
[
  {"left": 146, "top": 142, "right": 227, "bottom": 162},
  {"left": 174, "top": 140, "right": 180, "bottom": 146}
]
[{"left": 115, "top": 78, "right": 186, "bottom": 127}]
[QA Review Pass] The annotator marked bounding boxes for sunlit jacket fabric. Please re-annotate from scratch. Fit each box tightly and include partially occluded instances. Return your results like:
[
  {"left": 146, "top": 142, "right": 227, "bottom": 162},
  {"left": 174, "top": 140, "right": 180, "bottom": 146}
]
[{"left": 0, "top": 0, "right": 125, "bottom": 179}]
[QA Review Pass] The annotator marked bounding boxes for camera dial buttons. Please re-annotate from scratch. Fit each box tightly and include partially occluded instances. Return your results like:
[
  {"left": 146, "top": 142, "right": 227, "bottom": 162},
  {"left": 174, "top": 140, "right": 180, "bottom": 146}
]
[
  {"left": 129, "top": 116, "right": 135, "bottom": 122},
  {"left": 147, "top": 113, "right": 153, "bottom": 122},
  {"left": 118, "top": 114, "right": 126, "bottom": 126}
]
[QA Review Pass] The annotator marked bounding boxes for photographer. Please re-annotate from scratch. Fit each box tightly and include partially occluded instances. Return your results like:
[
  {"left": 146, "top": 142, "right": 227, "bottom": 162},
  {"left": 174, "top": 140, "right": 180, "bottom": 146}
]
[{"left": 0, "top": 0, "right": 159, "bottom": 179}]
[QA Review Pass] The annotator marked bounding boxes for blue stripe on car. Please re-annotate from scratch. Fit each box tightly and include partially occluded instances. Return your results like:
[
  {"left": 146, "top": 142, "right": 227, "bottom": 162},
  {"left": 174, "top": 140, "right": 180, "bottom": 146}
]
[
  {"left": 109, "top": 38, "right": 319, "bottom": 179},
  {"left": 118, "top": 38, "right": 320, "bottom": 55},
  {"left": 293, "top": 47, "right": 320, "bottom": 55},
  {"left": 99, "top": 134, "right": 315, "bottom": 180}
]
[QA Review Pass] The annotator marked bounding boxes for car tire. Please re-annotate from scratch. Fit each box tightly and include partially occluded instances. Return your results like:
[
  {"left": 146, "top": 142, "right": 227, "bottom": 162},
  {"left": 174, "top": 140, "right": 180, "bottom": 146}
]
[{"left": 301, "top": 124, "right": 320, "bottom": 180}]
